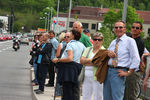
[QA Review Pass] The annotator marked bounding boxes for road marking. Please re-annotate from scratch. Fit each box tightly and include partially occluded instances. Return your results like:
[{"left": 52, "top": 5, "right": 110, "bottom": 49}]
[
  {"left": 0, "top": 41, "right": 12, "bottom": 44},
  {"left": 0, "top": 46, "right": 12, "bottom": 53}
]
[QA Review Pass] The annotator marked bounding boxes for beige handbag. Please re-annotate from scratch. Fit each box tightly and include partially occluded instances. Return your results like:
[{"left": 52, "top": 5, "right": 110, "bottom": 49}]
[{"left": 78, "top": 47, "right": 92, "bottom": 84}]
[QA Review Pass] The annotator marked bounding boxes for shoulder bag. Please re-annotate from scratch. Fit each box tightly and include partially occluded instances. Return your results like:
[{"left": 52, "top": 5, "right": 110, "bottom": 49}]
[{"left": 78, "top": 47, "right": 92, "bottom": 84}]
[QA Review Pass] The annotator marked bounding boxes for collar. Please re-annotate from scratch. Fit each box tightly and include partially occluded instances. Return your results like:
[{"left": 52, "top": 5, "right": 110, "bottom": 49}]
[{"left": 116, "top": 34, "right": 127, "bottom": 41}]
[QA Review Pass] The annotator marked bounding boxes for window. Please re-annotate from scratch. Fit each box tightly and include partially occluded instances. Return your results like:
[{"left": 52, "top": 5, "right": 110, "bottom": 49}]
[
  {"left": 82, "top": 23, "right": 89, "bottom": 29},
  {"left": 148, "top": 28, "right": 150, "bottom": 35},
  {"left": 69, "top": 22, "right": 73, "bottom": 28},
  {"left": 74, "top": 11, "right": 80, "bottom": 14},
  {"left": 91, "top": 24, "right": 96, "bottom": 30}
]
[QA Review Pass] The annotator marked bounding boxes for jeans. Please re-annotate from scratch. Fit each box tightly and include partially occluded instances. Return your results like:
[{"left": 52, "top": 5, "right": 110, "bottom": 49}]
[
  {"left": 103, "top": 68, "right": 127, "bottom": 100},
  {"left": 33, "top": 57, "right": 38, "bottom": 84},
  {"left": 56, "top": 68, "right": 61, "bottom": 96}
]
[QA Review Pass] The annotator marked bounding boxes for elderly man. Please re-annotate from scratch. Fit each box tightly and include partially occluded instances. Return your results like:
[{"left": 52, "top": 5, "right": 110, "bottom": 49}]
[
  {"left": 104, "top": 21, "right": 140, "bottom": 100},
  {"left": 124, "top": 21, "right": 145, "bottom": 100},
  {"left": 73, "top": 21, "right": 92, "bottom": 47}
]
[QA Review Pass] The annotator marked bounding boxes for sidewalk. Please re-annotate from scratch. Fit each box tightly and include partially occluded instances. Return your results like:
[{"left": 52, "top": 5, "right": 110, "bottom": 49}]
[
  {"left": 31, "top": 68, "right": 61, "bottom": 100},
  {"left": 31, "top": 68, "right": 142, "bottom": 100}
]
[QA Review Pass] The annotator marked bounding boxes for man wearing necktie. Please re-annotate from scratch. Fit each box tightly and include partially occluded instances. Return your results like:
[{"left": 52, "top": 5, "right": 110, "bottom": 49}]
[{"left": 103, "top": 21, "right": 140, "bottom": 100}]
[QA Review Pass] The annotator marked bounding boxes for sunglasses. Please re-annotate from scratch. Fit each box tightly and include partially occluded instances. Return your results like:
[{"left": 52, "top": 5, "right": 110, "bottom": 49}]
[
  {"left": 132, "top": 26, "right": 140, "bottom": 30},
  {"left": 114, "top": 26, "right": 124, "bottom": 29},
  {"left": 64, "top": 36, "right": 70, "bottom": 38},
  {"left": 93, "top": 39, "right": 103, "bottom": 41}
]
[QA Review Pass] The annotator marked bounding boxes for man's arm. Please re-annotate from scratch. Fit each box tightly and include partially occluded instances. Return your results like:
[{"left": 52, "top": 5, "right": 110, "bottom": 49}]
[{"left": 143, "top": 66, "right": 150, "bottom": 91}]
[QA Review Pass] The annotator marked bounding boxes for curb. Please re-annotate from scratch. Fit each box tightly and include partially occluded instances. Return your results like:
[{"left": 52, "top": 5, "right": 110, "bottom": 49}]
[{"left": 30, "top": 68, "right": 38, "bottom": 100}]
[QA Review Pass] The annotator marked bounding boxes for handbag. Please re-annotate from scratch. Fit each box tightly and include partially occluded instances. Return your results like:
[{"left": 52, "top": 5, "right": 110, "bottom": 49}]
[
  {"left": 29, "top": 57, "right": 33, "bottom": 65},
  {"left": 78, "top": 47, "right": 92, "bottom": 84}
]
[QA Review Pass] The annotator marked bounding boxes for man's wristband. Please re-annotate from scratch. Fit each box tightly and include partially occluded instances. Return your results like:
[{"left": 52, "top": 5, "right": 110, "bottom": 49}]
[{"left": 57, "top": 58, "right": 60, "bottom": 62}]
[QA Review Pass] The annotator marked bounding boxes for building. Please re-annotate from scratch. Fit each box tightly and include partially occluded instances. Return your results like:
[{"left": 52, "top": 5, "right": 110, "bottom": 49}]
[
  {"left": 57, "top": 6, "right": 150, "bottom": 36},
  {"left": 0, "top": 16, "right": 8, "bottom": 34}
]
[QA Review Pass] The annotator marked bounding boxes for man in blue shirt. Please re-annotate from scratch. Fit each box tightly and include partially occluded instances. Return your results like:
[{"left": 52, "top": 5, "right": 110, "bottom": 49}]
[
  {"left": 103, "top": 21, "right": 140, "bottom": 100},
  {"left": 45, "top": 31, "right": 58, "bottom": 87}
]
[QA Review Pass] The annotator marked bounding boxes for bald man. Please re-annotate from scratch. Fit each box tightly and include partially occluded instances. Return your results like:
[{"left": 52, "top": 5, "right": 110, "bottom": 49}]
[{"left": 73, "top": 21, "right": 92, "bottom": 47}]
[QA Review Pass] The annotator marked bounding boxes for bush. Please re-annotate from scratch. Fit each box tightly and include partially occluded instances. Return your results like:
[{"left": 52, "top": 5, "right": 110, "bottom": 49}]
[
  {"left": 99, "top": 26, "right": 115, "bottom": 49},
  {"left": 143, "top": 36, "right": 150, "bottom": 52}
]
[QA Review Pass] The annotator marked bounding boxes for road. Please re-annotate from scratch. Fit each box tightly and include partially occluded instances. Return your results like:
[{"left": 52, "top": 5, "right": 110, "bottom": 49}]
[{"left": 0, "top": 40, "right": 33, "bottom": 100}]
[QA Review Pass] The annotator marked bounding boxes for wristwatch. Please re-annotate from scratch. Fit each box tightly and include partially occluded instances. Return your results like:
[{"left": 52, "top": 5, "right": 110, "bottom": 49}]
[
  {"left": 127, "top": 70, "right": 131, "bottom": 74},
  {"left": 57, "top": 58, "right": 60, "bottom": 62}
]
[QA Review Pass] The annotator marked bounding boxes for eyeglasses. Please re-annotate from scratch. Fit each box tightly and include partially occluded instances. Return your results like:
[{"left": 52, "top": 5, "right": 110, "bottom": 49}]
[
  {"left": 64, "top": 36, "right": 70, "bottom": 38},
  {"left": 93, "top": 39, "right": 103, "bottom": 41},
  {"left": 132, "top": 26, "right": 140, "bottom": 30},
  {"left": 114, "top": 26, "right": 124, "bottom": 29}
]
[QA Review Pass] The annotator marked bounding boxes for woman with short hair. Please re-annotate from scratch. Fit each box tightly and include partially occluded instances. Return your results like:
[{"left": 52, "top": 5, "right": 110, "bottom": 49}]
[
  {"left": 53, "top": 29, "right": 86, "bottom": 100},
  {"left": 80, "top": 32, "right": 105, "bottom": 100}
]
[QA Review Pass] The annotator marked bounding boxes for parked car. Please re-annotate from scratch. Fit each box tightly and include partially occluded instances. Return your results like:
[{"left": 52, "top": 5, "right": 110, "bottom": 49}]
[
  {"left": 0, "top": 35, "right": 6, "bottom": 41},
  {"left": 20, "top": 37, "right": 29, "bottom": 45}
]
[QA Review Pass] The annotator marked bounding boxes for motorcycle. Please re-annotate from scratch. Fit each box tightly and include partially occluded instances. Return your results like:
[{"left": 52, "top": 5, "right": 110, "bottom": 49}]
[{"left": 13, "top": 39, "right": 20, "bottom": 51}]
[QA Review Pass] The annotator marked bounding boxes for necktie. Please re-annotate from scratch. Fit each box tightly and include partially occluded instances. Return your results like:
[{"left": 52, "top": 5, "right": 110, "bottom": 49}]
[{"left": 112, "top": 38, "right": 120, "bottom": 67}]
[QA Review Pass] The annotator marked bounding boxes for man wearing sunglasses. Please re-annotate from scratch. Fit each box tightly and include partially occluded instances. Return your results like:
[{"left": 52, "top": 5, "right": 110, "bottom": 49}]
[
  {"left": 124, "top": 21, "right": 145, "bottom": 100},
  {"left": 104, "top": 21, "right": 140, "bottom": 100}
]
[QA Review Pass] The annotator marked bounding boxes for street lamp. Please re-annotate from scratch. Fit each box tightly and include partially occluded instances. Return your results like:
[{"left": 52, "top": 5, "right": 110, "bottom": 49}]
[{"left": 40, "top": 17, "right": 47, "bottom": 32}]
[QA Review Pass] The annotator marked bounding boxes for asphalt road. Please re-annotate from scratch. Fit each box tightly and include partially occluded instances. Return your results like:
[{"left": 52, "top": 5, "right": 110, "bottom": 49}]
[{"left": 0, "top": 40, "right": 32, "bottom": 100}]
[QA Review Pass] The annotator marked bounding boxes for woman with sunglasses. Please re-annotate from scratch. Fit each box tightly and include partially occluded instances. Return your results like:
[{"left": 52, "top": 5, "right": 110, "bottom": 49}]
[
  {"left": 52, "top": 29, "right": 86, "bottom": 100},
  {"left": 80, "top": 32, "right": 105, "bottom": 100},
  {"left": 56, "top": 32, "right": 71, "bottom": 58}
]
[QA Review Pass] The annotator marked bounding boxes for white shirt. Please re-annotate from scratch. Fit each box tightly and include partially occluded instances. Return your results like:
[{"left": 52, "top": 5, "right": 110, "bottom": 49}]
[{"left": 108, "top": 34, "right": 140, "bottom": 69}]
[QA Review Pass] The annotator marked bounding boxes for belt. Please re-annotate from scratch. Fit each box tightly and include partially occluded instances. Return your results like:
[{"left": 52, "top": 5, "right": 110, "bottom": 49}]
[{"left": 108, "top": 65, "right": 129, "bottom": 70}]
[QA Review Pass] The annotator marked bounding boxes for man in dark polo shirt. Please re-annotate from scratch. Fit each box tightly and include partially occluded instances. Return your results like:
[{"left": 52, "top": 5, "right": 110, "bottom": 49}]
[{"left": 124, "top": 21, "right": 145, "bottom": 100}]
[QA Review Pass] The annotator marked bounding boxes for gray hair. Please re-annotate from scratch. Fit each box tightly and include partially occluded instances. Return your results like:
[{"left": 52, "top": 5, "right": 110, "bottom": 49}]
[{"left": 93, "top": 32, "right": 103, "bottom": 38}]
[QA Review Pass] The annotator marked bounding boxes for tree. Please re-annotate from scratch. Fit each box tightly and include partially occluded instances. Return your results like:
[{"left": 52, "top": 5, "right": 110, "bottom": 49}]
[
  {"left": 100, "top": 4, "right": 143, "bottom": 48},
  {"left": 102, "top": 4, "right": 143, "bottom": 32}
]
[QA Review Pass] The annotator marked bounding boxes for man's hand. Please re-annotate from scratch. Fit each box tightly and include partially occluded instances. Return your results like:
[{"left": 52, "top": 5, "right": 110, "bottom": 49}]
[
  {"left": 143, "top": 80, "right": 147, "bottom": 91},
  {"left": 52, "top": 58, "right": 58, "bottom": 63},
  {"left": 117, "top": 69, "right": 129, "bottom": 77},
  {"left": 108, "top": 50, "right": 117, "bottom": 58}
]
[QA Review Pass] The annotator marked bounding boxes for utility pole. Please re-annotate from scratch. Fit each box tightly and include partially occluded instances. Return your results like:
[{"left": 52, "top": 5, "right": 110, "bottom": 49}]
[
  {"left": 56, "top": 0, "right": 60, "bottom": 34},
  {"left": 50, "top": 7, "right": 53, "bottom": 30},
  {"left": 67, "top": 0, "right": 72, "bottom": 32},
  {"left": 122, "top": 0, "right": 128, "bottom": 22}
]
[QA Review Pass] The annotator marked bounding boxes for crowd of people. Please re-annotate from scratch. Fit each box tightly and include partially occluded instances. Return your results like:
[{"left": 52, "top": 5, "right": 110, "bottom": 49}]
[{"left": 29, "top": 20, "right": 150, "bottom": 100}]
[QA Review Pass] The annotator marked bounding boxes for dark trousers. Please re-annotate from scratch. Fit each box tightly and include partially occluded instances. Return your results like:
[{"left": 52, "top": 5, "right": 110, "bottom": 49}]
[
  {"left": 36, "top": 64, "right": 39, "bottom": 83},
  {"left": 48, "top": 62, "right": 55, "bottom": 85},
  {"left": 38, "top": 64, "right": 48, "bottom": 91},
  {"left": 62, "top": 82, "right": 77, "bottom": 100},
  {"left": 74, "top": 84, "right": 80, "bottom": 100}
]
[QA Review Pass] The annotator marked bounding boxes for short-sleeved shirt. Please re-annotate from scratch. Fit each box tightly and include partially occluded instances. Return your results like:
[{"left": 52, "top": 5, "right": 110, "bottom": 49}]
[
  {"left": 50, "top": 37, "right": 59, "bottom": 60},
  {"left": 61, "top": 40, "right": 86, "bottom": 63},
  {"left": 79, "top": 33, "right": 92, "bottom": 47}
]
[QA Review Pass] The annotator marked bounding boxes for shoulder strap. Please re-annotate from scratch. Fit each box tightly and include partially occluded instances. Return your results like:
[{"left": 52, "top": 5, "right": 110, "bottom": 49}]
[{"left": 86, "top": 47, "right": 92, "bottom": 58}]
